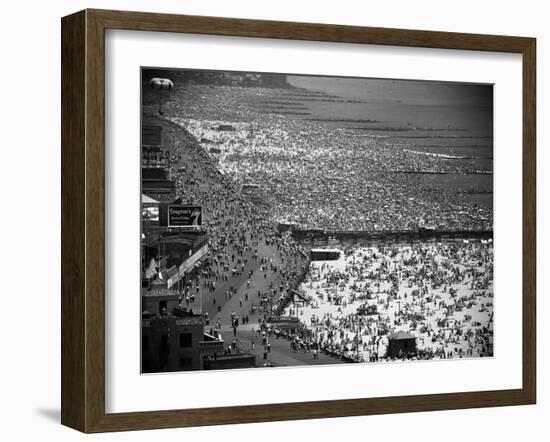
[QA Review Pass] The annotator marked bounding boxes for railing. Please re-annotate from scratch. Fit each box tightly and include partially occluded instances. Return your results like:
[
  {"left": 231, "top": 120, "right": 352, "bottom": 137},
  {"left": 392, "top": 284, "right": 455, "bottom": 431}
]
[{"left": 290, "top": 228, "right": 493, "bottom": 242}]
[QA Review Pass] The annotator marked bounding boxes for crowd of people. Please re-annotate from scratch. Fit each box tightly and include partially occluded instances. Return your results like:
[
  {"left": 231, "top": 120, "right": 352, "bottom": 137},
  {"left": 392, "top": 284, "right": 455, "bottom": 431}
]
[
  {"left": 141, "top": 79, "right": 494, "bottom": 367},
  {"left": 171, "top": 118, "right": 492, "bottom": 232},
  {"left": 145, "top": 82, "right": 493, "bottom": 233},
  {"left": 145, "top": 117, "right": 308, "bottom": 330},
  {"left": 281, "top": 240, "right": 493, "bottom": 362}
]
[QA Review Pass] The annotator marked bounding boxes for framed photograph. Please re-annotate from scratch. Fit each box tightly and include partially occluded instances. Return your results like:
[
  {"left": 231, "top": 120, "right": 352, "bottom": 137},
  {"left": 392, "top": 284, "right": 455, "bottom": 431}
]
[{"left": 61, "top": 9, "right": 536, "bottom": 433}]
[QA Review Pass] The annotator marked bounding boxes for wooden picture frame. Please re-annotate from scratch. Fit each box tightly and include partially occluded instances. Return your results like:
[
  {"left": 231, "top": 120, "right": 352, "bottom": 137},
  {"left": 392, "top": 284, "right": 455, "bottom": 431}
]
[{"left": 61, "top": 8, "right": 536, "bottom": 433}]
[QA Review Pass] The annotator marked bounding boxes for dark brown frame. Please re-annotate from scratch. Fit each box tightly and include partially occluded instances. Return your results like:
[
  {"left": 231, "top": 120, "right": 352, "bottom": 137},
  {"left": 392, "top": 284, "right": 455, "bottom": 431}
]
[{"left": 61, "top": 8, "right": 536, "bottom": 433}]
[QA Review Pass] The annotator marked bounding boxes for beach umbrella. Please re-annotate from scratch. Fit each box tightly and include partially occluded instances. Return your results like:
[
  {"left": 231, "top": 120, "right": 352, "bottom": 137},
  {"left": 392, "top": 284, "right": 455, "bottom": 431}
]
[{"left": 148, "top": 77, "right": 174, "bottom": 114}]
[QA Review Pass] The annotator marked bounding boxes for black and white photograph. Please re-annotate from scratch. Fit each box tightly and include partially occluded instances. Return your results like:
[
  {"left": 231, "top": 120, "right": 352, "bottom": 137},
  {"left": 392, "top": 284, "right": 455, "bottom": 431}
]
[
  {"left": 1, "top": 0, "right": 545, "bottom": 438},
  {"left": 140, "top": 68, "right": 494, "bottom": 373}
]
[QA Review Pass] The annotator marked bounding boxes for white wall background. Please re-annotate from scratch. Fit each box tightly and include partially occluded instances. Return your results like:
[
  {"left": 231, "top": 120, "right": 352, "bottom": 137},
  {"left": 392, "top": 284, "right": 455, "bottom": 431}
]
[{"left": 0, "top": 0, "right": 546, "bottom": 440}]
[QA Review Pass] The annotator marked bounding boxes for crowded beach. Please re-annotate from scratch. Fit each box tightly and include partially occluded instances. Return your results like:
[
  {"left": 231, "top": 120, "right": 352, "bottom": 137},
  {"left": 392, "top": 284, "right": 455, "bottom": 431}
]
[{"left": 142, "top": 74, "right": 494, "bottom": 366}]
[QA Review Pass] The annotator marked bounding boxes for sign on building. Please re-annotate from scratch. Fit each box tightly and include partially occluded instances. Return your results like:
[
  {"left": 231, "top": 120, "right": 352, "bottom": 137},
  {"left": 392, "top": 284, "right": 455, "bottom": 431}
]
[{"left": 167, "top": 205, "right": 202, "bottom": 227}]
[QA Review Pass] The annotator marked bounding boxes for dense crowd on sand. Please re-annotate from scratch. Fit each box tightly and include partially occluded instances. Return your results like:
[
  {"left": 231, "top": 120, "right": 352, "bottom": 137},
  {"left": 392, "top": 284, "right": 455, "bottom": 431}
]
[
  {"left": 171, "top": 117, "right": 492, "bottom": 232},
  {"left": 278, "top": 240, "right": 493, "bottom": 362}
]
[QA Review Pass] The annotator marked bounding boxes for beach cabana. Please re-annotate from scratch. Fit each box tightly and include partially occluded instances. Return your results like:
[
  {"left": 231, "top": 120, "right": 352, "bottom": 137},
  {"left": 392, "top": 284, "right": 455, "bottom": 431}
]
[{"left": 386, "top": 331, "right": 417, "bottom": 358}]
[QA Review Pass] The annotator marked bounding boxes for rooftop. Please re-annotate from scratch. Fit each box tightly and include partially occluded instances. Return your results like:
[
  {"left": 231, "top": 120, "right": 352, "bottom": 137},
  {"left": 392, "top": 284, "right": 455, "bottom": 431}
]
[{"left": 388, "top": 331, "right": 417, "bottom": 341}]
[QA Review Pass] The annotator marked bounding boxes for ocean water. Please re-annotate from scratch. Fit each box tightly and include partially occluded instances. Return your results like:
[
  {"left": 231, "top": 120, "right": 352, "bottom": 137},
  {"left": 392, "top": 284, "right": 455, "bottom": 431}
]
[
  {"left": 285, "top": 75, "right": 494, "bottom": 198},
  {"left": 287, "top": 75, "right": 493, "bottom": 132}
]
